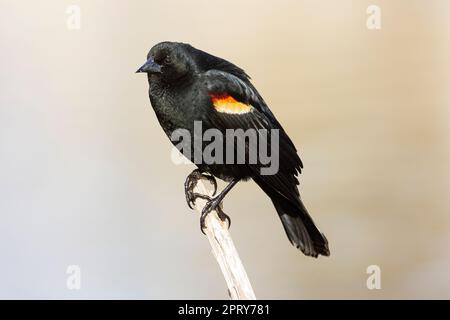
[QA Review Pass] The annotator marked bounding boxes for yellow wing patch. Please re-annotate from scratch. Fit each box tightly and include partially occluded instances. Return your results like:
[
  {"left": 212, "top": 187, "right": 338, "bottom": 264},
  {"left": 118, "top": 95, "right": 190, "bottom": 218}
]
[{"left": 209, "top": 93, "right": 253, "bottom": 114}]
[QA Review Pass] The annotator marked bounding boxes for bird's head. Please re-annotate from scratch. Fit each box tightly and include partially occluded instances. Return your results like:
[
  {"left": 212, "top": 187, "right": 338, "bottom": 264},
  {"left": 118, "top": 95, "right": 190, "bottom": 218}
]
[{"left": 136, "top": 41, "right": 195, "bottom": 84}]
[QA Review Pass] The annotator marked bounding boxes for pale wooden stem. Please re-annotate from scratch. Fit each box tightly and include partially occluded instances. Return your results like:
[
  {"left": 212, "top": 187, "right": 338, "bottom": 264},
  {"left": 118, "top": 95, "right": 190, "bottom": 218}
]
[{"left": 192, "top": 177, "right": 256, "bottom": 300}]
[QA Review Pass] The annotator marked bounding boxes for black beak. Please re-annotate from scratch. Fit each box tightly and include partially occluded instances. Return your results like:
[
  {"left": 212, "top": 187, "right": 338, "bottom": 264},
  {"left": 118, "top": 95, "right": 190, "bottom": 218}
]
[{"left": 136, "top": 58, "right": 162, "bottom": 74}]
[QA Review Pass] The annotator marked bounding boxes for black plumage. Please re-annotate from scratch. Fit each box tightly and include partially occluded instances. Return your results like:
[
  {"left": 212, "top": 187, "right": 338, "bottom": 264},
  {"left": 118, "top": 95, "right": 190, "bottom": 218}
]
[{"left": 137, "top": 41, "right": 329, "bottom": 257}]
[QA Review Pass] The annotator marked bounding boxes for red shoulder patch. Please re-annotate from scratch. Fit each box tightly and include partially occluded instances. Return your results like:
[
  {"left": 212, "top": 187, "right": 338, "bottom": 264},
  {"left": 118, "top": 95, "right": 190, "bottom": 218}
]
[{"left": 209, "top": 93, "right": 253, "bottom": 114}]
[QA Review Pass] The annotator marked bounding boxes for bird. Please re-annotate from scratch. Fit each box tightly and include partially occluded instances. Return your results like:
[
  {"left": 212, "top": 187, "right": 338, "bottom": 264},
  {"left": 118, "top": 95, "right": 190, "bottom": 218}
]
[{"left": 137, "top": 41, "right": 330, "bottom": 257}]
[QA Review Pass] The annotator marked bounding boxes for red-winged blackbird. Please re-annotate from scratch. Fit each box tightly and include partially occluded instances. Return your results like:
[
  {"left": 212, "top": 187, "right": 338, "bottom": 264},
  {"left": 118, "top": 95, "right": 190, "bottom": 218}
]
[{"left": 137, "top": 41, "right": 329, "bottom": 257}]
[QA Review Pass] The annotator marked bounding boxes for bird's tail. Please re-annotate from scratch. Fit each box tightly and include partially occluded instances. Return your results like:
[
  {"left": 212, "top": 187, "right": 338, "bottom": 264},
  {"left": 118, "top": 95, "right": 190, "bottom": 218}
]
[{"left": 272, "top": 198, "right": 330, "bottom": 257}]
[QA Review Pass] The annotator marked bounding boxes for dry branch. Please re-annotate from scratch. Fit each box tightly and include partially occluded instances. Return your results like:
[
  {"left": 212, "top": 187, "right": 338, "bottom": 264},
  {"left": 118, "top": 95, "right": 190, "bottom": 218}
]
[{"left": 192, "top": 177, "right": 256, "bottom": 300}]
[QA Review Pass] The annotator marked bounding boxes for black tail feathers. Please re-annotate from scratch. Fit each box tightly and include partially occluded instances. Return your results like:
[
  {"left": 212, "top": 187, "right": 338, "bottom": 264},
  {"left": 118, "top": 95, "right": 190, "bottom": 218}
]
[{"left": 273, "top": 199, "right": 330, "bottom": 257}]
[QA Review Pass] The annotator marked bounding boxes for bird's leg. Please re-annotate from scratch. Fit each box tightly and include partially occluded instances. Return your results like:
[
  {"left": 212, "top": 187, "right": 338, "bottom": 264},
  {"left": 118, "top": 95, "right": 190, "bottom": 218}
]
[
  {"left": 200, "top": 179, "right": 239, "bottom": 233},
  {"left": 184, "top": 169, "right": 217, "bottom": 209}
]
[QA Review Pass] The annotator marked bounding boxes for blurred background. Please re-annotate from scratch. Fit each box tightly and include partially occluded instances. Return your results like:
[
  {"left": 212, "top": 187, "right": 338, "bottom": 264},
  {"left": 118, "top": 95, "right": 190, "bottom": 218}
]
[{"left": 0, "top": 0, "right": 449, "bottom": 299}]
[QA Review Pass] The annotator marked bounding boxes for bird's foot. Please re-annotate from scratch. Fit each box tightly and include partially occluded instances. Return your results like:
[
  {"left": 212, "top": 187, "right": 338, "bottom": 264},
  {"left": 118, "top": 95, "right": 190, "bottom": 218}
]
[
  {"left": 183, "top": 169, "right": 230, "bottom": 234},
  {"left": 200, "top": 198, "right": 231, "bottom": 234},
  {"left": 184, "top": 169, "right": 217, "bottom": 209}
]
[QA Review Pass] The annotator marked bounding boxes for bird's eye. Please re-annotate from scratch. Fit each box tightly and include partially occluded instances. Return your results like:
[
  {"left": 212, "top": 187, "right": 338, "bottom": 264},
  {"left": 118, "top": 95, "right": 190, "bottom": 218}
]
[{"left": 163, "top": 55, "right": 172, "bottom": 65}]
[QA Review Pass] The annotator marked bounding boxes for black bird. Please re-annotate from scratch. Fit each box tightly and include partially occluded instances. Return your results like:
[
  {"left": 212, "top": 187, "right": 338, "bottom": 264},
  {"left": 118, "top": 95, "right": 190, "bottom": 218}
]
[{"left": 137, "top": 41, "right": 329, "bottom": 257}]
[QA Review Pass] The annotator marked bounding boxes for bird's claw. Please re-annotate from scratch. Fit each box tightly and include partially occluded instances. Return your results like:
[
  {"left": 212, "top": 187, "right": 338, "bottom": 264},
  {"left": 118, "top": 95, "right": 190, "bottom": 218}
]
[
  {"left": 184, "top": 169, "right": 230, "bottom": 235},
  {"left": 184, "top": 169, "right": 217, "bottom": 209},
  {"left": 200, "top": 199, "right": 231, "bottom": 235}
]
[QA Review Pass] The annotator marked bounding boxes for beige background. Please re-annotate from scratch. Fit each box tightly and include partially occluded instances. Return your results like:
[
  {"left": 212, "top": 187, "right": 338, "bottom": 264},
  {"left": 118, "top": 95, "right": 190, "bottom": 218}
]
[{"left": 0, "top": 0, "right": 449, "bottom": 299}]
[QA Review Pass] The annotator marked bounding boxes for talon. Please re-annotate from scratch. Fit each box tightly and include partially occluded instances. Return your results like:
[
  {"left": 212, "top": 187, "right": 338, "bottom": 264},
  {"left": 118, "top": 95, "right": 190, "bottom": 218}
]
[
  {"left": 217, "top": 206, "right": 231, "bottom": 229},
  {"left": 190, "top": 193, "right": 211, "bottom": 209},
  {"left": 184, "top": 169, "right": 204, "bottom": 209},
  {"left": 199, "top": 198, "right": 231, "bottom": 234},
  {"left": 184, "top": 170, "right": 234, "bottom": 235},
  {"left": 184, "top": 169, "right": 217, "bottom": 209},
  {"left": 200, "top": 216, "right": 207, "bottom": 235},
  {"left": 202, "top": 174, "right": 217, "bottom": 196},
  {"left": 199, "top": 200, "right": 216, "bottom": 234}
]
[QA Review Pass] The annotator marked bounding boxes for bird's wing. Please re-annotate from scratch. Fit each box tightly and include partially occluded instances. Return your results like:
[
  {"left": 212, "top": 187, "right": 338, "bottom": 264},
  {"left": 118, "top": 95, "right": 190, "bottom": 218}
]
[
  {"left": 200, "top": 70, "right": 329, "bottom": 257},
  {"left": 202, "top": 69, "right": 290, "bottom": 134},
  {"left": 200, "top": 69, "right": 303, "bottom": 206}
]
